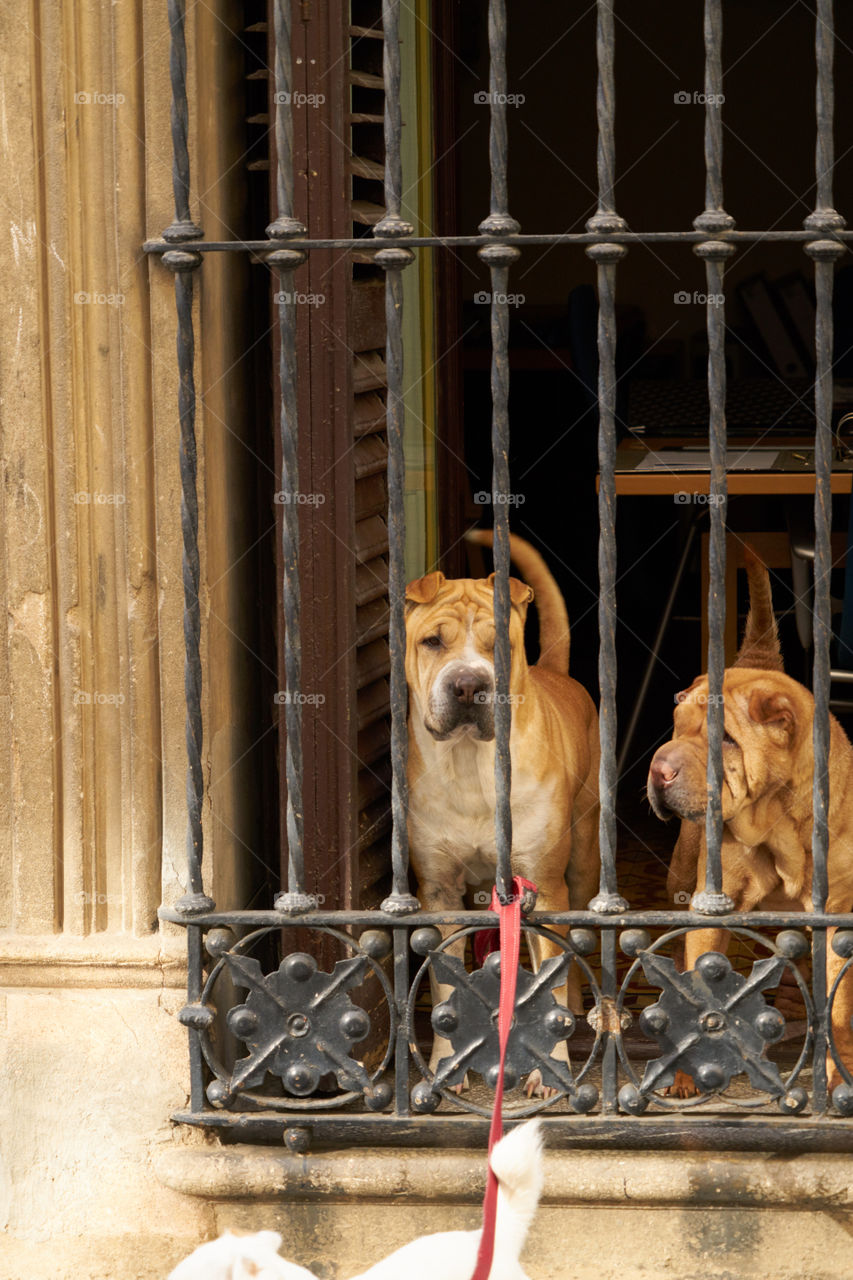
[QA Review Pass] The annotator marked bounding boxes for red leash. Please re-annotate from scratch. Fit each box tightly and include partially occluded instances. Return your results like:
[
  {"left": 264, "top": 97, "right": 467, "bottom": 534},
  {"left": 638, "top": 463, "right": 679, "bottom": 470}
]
[{"left": 470, "top": 875, "right": 536, "bottom": 1280}]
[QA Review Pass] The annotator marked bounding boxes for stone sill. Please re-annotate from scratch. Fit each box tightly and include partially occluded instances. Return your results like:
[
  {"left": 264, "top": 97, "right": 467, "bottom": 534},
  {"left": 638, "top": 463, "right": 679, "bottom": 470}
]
[
  {"left": 154, "top": 1141, "right": 853, "bottom": 1209},
  {"left": 0, "top": 932, "right": 187, "bottom": 987}
]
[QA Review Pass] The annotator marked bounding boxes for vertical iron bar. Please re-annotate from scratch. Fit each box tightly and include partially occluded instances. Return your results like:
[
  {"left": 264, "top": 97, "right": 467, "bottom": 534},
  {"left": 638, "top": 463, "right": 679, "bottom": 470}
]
[
  {"left": 586, "top": 0, "right": 627, "bottom": 915},
  {"left": 377, "top": 0, "right": 418, "bottom": 914},
  {"left": 163, "top": 0, "right": 202, "bottom": 242},
  {"left": 378, "top": 249, "right": 418, "bottom": 913},
  {"left": 693, "top": 0, "right": 734, "bottom": 236},
  {"left": 692, "top": 0, "right": 735, "bottom": 914},
  {"left": 600, "top": 929, "right": 619, "bottom": 1113},
  {"left": 805, "top": 0, "right": 846, "bottom": 236},
  {"left": 587, "top": 0, "right": 626, "bottom": 237},
  {"left": 393, "top": 926, "right": 411, "bottom": 1114},
  {"left": 171, "top": 258, "right": 210, "bottom": 912},
  {"left": 477, "top": 0, "right": 519, "bottom": 902},
  {"left": 270, "top": 268, "right": 310, "bottom": 912},
  {"left": 187, "top": 925, "right": 206, "bottom": 1109},
  {"left": 587, "top": 246, "right": 628, "bottom": 914},
  {"left": 810, "top": 255, "right": 836, "bottom": 913},
  {"left": 489, "top": 263, "right": 514, "bottom": 902},
  {"left": 807, "top": 248, "right": 840, "bottom": 1109},
  {"left": 267, "top": 0, "right": 311, "bottom": 913},
  {"left": 162, "top": 0, "right": 210, "bottom": 915},
  {"left": 805, "top": 0, "right": 846, "bottom": 1111},
  {"left": 375, "top": 0, "right": 414, "bottom": 239},
  {"left": 478, "top": 0, "right": 519, "bottom": 239},
  {"left": 692, "top": 245, "right": 735, "bottom": 914},
  {"left": 267, "top": 0, "right": 305, "bottom": 239}
]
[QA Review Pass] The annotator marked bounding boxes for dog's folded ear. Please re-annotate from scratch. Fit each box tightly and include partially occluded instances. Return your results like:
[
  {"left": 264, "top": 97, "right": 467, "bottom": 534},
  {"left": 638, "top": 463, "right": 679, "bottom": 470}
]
[
  {"left": 675, "top": 676, "right": 703, "bottom": 704},
  {"left": 487, "top": 572, "right": 534, "bottom": 607},
  {"left": 406, "top": 571, "right": 446, "bottom": 605},
  {"left": 748, "top": 688, "right": 797, "bottom": 738}
]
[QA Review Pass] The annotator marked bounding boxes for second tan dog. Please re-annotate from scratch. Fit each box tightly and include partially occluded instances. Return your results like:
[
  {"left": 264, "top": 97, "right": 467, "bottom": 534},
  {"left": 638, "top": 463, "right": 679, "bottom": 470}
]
[
  {"left": 405, "top": 532, "right": 601, "bottom": 1094},
  {"left": 648, "top": 551, "right": 853, "bottom": 1092}
]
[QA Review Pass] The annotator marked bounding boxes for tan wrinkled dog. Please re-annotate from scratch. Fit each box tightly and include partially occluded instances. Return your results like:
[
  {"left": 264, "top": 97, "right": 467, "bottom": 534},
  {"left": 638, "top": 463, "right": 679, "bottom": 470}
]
[
  {"left": 405, "top": 532, "right": 600, "bottom": 1093},
  {"left": 648, "top": 549, "right": 853, "bottom": 1092}
]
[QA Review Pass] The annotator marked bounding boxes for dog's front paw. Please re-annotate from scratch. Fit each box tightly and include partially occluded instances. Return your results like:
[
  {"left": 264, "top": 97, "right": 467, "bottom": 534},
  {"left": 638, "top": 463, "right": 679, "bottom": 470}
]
[
  {"left": 523, "top": 1070, "right": 559, "bottom": 1100},
  {"left": 663, "top": 1069, "right": 698, "bottom": 1098}
]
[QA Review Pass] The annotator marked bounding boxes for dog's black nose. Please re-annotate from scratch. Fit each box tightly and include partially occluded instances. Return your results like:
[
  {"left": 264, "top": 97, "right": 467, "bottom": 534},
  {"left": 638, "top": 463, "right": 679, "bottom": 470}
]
[{"left": 454, "top": 673, "right": 488, "bottom": 706}]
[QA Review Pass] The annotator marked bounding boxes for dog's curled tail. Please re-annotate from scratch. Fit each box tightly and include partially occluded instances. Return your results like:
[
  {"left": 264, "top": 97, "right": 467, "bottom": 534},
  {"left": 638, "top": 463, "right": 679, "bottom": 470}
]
[
  {"left": 733, "top": 545, "right": 783, "bottom": 672},
  {"left": 466, "top": 529, "right": 570, "bottom": 674},
  {"left": 490, "top": 1119, "right": 545, "bottom": 1257}
]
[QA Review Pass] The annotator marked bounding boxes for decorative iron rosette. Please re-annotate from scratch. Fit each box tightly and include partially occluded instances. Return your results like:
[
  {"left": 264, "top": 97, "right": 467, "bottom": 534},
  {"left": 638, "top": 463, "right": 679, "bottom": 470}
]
[
  {"left": 407, "top": 923, "right": 601, "bottom": 1116},
  {"left": 223, "top": 951, "right": 377, "bottom": 1096},
  {"left": 616, "top": 928, "right": 812, "bottom": 1115},
  {"left": 190, "top": 925, "right": 395, "bottom": 1113}
]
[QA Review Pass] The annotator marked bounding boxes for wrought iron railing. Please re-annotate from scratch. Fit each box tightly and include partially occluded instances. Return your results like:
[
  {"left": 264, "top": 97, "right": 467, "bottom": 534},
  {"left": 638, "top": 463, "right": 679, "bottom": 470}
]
[{"left": 149, "top": 0, "right": 853, "bottom": 1151}]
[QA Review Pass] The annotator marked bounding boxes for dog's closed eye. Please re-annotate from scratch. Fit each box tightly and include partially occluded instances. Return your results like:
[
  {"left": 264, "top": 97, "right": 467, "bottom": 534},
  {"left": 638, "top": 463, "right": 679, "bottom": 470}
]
[
  {"left": 420, "top": 634, "right": 443, "bottom": 649},
  {"left": 723, "top": 730, "right": 738, "bottom": 747}
]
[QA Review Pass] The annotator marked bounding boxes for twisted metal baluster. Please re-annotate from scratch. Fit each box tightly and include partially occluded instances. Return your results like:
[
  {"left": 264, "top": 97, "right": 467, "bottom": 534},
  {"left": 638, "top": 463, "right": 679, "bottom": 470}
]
[
  {"left": 476, "top": 0, "right": 519, "bottom": 902},
  {"left": 586, "top": 0, "right": 628, "bottom": 916},
  {"left": 167, "top": 251, "right": 211, "bottom": 915},
  {"left": 585, "top": 0, "right": 628, "bottom": 1122},
  {"left": 267, "top": 0, "right": 305, "bottom": 240},
  {"left": 484, "top": 257, "right": 517, "bottom": 903},
  {"left": 375, "top": 0, "right": 414, "bottom": 241},
  {"left": 691, "top": 242, "right": 735, "bottom": 916},
  {"left": 266, "top": 0, "right": 311, "bottom": 913},
  {"left": 162, "top": 0, "right": 210, "bottom": 916},
  {"left": 377, "top": 244, "right": 417, "bottom": 914},
  {"left": 376, "top": 0, "right": 418, "bottom": 914},
  {"left": 478, "top": 0, "right": 519, "bottom": 240},
  {"left": 692, "top": 0, "right": 735, "bottom": 915},
  {"left": 163, "top": 0, "right": 203, "bottom": 243},
  {"left": 693, "top": 0, "right": 734, "bottom": 237},
  {"left": 805, "top": 0, "right": 846, "bottom": 1113},
  {"left": 587, "top": 0, "right": 626, "bottom": 238}
]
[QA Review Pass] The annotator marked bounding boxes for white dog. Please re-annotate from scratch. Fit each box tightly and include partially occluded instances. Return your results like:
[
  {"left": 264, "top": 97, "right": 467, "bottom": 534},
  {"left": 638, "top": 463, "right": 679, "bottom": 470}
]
[
  {"left": 166, "top": 1228, "right": 317, "bottom": 1279},
  {"left": 167, "top": 1119, "right": 543, "bottom": 1280}
]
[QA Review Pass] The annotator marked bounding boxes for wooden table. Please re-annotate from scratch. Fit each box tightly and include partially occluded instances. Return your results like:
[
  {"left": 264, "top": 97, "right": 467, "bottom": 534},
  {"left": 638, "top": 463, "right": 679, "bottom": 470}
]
[{"left": 613, "top": 441, "right": 853, "bottom": 497}]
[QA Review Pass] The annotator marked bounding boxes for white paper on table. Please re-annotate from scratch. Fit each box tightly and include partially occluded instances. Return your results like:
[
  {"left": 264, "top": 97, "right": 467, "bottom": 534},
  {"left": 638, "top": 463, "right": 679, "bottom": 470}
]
[{"left": 632, "top": 449, "right": 780, "bottom": 472}]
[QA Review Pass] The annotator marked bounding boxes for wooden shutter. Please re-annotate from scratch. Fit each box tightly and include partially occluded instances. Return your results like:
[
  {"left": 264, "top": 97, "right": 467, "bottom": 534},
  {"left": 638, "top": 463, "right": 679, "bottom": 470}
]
[
  {"left": 350, "top": 4, "right": 393, "bottom": 909},
  {"left": 267, "top": 0, "right": 393, "bottom": 913}
]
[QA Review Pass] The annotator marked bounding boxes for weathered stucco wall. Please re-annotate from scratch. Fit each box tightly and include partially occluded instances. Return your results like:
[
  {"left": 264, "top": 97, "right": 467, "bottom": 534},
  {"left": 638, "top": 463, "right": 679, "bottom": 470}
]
[
  {"left": 156, "top": 1143, "right": 853, "bottom": 1279},
  {"left": 0, "top": 0, "right": 244, "bottom": 1270}
]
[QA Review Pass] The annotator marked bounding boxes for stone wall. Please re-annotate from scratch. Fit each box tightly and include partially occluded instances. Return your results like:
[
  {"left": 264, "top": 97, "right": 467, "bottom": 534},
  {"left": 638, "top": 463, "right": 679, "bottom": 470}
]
[{"left": 0, "top": 0, "right": 252, "bottom": 1270}]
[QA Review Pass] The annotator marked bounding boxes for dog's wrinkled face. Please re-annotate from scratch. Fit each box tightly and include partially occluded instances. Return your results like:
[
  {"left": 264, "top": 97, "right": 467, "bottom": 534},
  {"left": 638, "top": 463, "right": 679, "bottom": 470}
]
[
  {"left": 647, "top": 669, "right": 807, "bottom": 823},
  {"left": 405, "top": 571, "right": 532, "bottom": 741}
]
